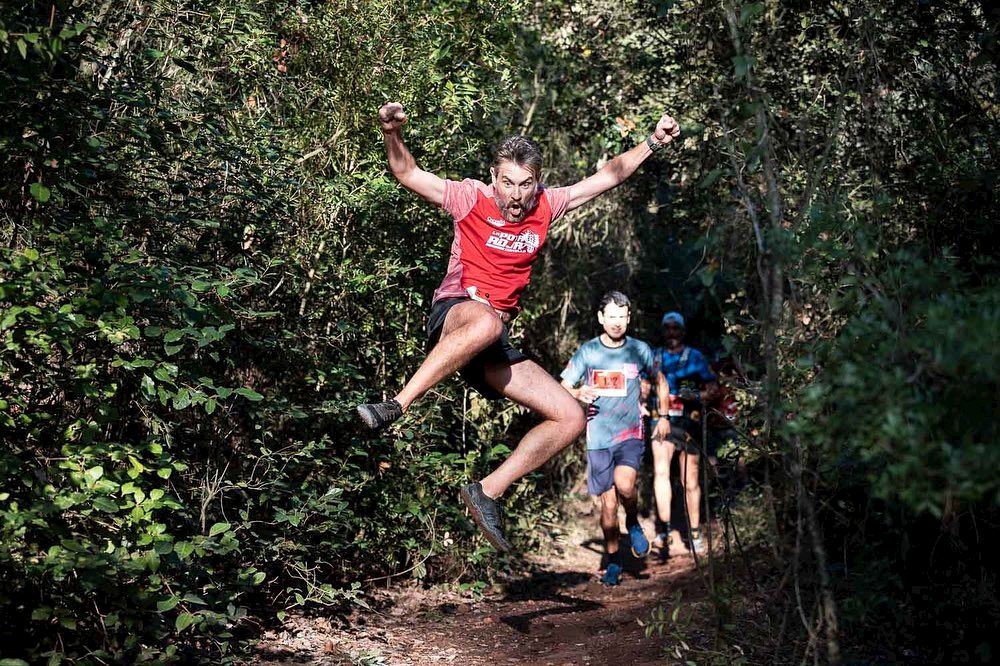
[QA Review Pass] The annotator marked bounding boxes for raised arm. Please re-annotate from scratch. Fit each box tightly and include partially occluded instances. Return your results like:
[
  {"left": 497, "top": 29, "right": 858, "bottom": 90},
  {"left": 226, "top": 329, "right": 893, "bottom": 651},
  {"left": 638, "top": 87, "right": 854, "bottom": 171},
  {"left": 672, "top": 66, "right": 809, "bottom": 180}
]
[
  {"left": 378, "top": 102, "right": 446, "bottom": 206},
  {"left": 564, "top": 113, "right": 681, "bottom": 212}
]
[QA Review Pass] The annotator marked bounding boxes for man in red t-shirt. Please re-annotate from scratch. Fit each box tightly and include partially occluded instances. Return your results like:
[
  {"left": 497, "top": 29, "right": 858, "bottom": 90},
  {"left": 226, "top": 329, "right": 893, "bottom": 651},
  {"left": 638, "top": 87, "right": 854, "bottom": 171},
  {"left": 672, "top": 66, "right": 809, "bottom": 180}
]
[{"left": 357, "top": 101, "right": 681, "bottom": 552}]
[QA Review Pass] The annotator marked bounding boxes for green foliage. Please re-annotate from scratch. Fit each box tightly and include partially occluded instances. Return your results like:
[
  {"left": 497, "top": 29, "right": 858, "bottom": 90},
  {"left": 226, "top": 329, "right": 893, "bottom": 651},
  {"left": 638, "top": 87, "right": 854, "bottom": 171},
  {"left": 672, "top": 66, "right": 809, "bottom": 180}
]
[
  {"left": 0, "top": 0, "right": 537, "bottom": 662},
  {"left": 790, "top": 254, "right": 1000, "bottom": 513},
  {"left": 2, "top": 0, "right": 998, "bottom": 662}
]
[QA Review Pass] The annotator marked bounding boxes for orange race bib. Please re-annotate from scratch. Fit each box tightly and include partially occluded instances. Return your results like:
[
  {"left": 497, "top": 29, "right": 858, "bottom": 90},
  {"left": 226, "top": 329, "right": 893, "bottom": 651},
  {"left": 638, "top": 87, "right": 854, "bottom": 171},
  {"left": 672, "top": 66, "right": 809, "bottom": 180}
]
[{"left": 590, "top": 369, "right": 627, "bottom": 397}]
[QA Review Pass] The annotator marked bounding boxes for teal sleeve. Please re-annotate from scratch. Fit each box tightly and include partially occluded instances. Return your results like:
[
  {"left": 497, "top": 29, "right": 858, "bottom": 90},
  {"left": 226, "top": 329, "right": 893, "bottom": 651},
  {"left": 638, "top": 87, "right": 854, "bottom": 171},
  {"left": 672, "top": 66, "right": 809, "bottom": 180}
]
[{"left": 560, "top": 345, "right": 588, "bottom": 385}]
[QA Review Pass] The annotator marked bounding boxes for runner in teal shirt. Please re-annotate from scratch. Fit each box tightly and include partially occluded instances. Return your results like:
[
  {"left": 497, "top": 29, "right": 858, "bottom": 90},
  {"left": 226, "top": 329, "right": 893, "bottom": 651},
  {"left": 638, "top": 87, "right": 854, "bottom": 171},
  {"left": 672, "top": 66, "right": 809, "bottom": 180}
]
[{"left": 561, "top": 291, "right": 669, "bottom": 585}]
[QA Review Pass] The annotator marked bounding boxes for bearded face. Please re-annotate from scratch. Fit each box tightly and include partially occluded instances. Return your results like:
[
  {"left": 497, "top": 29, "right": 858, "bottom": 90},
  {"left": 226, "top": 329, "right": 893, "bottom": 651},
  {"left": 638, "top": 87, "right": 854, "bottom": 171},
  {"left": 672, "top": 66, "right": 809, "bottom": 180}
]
[{"left": 491, "top": 160, "right": 538, "bottom": 223}]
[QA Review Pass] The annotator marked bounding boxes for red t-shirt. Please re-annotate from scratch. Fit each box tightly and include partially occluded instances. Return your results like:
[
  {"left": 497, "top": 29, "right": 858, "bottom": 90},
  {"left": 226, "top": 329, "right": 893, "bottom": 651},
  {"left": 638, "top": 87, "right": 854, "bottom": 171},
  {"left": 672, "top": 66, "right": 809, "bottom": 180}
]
[{"left": 434, "top": 178, "right": 571, "bottom": 313}]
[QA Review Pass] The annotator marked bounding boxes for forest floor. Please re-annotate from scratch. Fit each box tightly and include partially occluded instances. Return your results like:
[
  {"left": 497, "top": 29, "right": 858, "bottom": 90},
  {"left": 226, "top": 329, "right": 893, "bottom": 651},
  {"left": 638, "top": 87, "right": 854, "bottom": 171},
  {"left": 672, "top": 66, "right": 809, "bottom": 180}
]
[{"left": 251, "top": 496, "right": 718, "bottom": 666}]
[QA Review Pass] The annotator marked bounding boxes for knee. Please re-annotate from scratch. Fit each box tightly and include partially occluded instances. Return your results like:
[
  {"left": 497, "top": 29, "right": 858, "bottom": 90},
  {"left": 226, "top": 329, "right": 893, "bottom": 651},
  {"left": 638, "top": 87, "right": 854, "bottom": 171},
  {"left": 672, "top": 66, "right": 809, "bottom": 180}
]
[
  {"left": 564, "top": 406, "right": 586, "bottom": 438},
  {"left": 472, "top": 311, "right": 504, "bottom": 342},
  {"left": 618, "top": 484, "right": 637, "bottom": 501},
  {"left": 653, "top": 463, "right": 670, "bottom": 481}
]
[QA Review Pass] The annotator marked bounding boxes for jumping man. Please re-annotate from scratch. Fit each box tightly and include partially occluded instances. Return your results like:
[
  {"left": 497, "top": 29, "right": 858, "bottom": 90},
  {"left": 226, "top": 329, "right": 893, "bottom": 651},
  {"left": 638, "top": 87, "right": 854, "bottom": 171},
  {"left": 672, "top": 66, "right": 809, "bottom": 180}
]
[
  {"left": 356, "top": 102, "right": 681, "bottom": 552},
  {"left": 560, "top": 292, "right": 670, "bottom": 585}
]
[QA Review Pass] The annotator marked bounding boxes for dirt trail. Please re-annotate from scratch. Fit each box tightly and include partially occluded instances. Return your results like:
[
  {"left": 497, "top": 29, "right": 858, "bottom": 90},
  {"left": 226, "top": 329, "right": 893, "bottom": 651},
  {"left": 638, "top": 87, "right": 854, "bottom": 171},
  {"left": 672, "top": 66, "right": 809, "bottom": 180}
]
[{"left": 253, "top": 502, "right": 709, "bottom": 665}]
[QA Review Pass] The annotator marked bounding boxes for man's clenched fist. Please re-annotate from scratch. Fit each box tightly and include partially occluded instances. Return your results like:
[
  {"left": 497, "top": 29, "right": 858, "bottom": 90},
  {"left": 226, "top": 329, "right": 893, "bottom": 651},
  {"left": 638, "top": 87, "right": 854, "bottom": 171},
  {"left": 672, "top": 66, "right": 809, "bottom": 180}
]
[
  {"left": 378, "top": 102, "right": 407, "bottom": 133},
  {"left": 651, "top": 113, "right": 681, "bottom": 146}
]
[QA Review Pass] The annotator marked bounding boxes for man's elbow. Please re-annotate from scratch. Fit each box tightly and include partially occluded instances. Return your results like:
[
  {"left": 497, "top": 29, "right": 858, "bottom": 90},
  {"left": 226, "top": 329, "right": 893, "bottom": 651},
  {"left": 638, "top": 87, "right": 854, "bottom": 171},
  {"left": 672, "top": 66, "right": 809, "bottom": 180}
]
[{"left": 389, "top": 164, "right": 416, "bottom": 183}]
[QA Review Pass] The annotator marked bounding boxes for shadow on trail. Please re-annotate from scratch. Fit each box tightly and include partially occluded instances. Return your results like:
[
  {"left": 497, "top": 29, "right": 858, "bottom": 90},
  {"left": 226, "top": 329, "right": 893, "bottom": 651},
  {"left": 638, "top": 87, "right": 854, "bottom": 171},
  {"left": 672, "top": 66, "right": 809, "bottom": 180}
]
[
  {"left": 495, "top": 531, "right": 658, "bottom": 634},
  {"left": 499, "top": 592, "right": 603, "bottom": 633},
  {"left": 498, "top": 568, "right": 602, "bottom": 634}
]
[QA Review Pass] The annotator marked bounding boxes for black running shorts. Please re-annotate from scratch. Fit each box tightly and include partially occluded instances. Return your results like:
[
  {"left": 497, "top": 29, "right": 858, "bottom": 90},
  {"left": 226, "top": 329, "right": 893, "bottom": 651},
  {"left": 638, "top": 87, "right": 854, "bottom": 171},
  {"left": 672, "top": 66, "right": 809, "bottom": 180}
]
[{"left": 426, "top": 297, "right": 527, "bottom": 400}]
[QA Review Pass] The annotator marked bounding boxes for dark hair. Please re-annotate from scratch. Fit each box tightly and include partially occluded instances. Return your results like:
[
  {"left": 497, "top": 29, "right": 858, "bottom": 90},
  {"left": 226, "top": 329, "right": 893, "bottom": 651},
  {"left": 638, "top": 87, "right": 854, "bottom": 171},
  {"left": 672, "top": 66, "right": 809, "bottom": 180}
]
[
  {"left": 598, "top": 290, "right": 630, "bottom": 313},
  {"left": 491, "top": 135, "right": 543, "bottom": 180}
]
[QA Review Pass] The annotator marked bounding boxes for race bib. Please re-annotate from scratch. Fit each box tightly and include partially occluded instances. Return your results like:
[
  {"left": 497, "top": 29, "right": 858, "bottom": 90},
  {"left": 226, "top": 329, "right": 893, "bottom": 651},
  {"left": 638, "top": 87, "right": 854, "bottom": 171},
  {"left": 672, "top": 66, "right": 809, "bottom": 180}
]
[
  {"left": 668, "top": 394, "right": 684, "bottom": 417},
  {"left": 591, "top": 369, "right": 627, "bottom": 397}
]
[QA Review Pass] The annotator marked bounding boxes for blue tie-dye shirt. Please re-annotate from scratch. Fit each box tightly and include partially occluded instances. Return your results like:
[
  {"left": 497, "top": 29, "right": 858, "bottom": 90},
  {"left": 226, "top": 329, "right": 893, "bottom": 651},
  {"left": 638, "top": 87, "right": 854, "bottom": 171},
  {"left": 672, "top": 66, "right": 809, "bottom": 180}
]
[{"left": 561, "top": 337, "right": 654, "bottom": 450}]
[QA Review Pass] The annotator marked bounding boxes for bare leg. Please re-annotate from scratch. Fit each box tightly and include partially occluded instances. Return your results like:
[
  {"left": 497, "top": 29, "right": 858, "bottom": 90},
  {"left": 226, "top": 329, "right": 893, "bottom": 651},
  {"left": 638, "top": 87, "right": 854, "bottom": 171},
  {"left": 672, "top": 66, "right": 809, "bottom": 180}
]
[
  {"left": 614, "top": 465, "right": 639, "bottom": 527},
  {"left": 478, "top": 359, "right": 586, "bottom": 498},
  {"left": 394, "top": 301, "right": 503, "bottom": 410},
  {"left": 679, "top": 450, "right": 701, "bottom": 531},
  {"left": 651, "top": 437, "right": 675, "bottom": 527},
  {"left": 599, "top": 487, "right": 620, "bottom": 557}
]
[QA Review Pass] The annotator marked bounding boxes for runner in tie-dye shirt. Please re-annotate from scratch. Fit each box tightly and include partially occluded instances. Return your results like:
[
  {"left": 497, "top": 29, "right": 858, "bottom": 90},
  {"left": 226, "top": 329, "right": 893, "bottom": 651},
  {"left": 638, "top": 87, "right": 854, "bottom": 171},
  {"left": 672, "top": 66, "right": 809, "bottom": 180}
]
[{"left": 561, "top": 291, "right": 670, "bottom": 585}]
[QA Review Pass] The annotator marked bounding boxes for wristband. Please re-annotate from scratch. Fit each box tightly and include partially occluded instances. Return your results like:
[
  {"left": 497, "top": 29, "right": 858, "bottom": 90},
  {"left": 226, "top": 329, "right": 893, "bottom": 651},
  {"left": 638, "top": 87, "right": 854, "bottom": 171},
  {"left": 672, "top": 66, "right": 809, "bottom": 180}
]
[{"left": 646, "top": 134, "right": 664, "bottom": 152}]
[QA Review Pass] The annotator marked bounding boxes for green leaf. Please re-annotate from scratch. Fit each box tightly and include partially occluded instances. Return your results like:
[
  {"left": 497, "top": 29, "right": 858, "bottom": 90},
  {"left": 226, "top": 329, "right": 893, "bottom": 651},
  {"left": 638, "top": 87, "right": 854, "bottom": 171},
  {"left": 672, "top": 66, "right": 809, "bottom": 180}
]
[
  {"left": 739, "top": 2, "right": 765, "bottom": 25},
  {"left": 84, "top": 465, "right": 104, "bottom": 483},
  {"left": 172, "top": 389, "right": 191, "bottom": 410},
  {"left": 174, "top": 541, "right": 194, "bottom": 560},
  {"left": 209, "top": 522, "right": 231, "bottom": 537},
  {"left": 235, "top": 387, "right": 263, "bottom": 401},
  {"left": 156, "top": 596, "right": 180, "bottom": 612},
  {"left": 31, "top": 607, "right": 52, "bottom": 621},
  {"left": 700, "top": 167, "right": 723, "bottom": 189},
  {"left": 29, "top": 183, "right": 51, "bottom": 203},
  {"left": 23, "top": 248, "right": 40, "bottom": 261},
  {"left": 141, "top": 374, "right": 155, "bottom": 399},
  {"left": 145, "top": 550, "right": 160, "bottom": 571},
  {"left": 732, "top": 55, "right": 756, "bottom": 78},
  {"left": 92, "top": 497, "right": 119, "bottom": 513},
  {"left": 175, "top": 612, "right": 196, "bottom": 632}
]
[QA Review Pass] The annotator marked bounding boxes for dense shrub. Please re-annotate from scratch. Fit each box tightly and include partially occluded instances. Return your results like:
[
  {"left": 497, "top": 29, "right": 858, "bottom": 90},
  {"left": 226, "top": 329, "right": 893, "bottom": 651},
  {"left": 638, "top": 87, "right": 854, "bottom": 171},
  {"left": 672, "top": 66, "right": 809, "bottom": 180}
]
[{"left": 0, "top": 0, "right": 550, "bottom": 661}]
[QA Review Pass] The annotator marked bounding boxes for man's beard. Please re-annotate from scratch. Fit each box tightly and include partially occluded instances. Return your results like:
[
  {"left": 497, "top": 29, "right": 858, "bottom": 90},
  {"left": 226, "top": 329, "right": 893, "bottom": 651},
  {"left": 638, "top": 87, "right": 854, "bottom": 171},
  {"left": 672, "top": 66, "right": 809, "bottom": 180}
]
[{"left": 497, "top": 192, "right": 537, "bottom": 222}]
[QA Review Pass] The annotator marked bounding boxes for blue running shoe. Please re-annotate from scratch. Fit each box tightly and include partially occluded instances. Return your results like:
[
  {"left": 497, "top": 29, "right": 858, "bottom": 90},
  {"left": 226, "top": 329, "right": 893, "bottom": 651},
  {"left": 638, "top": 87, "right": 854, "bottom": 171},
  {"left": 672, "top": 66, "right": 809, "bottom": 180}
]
[
  {"left": 601, "top": 562, "right": 623, "bottom": 586},
  {"left": 629, "top": 523, "right": 650, "bottom": 559}
]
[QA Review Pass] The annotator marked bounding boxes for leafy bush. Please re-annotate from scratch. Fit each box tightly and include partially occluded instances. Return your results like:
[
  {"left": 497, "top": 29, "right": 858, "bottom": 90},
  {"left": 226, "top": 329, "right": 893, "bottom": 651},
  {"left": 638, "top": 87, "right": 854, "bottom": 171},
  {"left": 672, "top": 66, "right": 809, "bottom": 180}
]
[{"left": 0, "top": 0, "right": 547, "bottom": 661}]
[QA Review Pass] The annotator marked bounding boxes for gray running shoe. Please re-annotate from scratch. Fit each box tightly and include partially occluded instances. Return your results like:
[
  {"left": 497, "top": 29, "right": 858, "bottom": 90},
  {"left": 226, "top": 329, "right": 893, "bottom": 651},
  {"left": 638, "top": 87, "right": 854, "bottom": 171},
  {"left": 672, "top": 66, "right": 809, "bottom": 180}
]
[
  {"left": 459, "top": 482, "right": 513, "bottom": 552},
  {"left": 356, "top": 399, "right": 402, "bottom": 431}
]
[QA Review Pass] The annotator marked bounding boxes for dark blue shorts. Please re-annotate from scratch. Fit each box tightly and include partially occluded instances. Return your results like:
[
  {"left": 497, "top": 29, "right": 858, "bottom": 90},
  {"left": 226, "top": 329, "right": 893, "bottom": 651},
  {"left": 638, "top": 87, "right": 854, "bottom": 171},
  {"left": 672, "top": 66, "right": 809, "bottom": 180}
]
[{"left": 586, "top": 438, "right": 645, "bottom": 496}]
